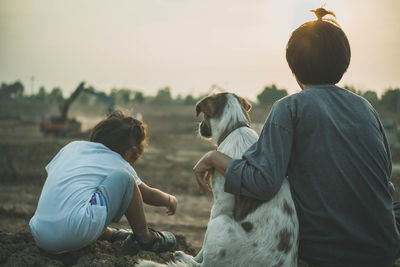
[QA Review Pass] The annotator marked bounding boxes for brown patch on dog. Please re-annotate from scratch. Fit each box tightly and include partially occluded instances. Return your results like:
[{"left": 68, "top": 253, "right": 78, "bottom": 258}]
[
  {"left": 282, "top": 200, "right": 294, "bottom": 216},
  {"left": 233, "top": 95, "right": 252, "bottom": 111},
  {"left": 196, "top": 94, "right": 229, "bottom": 139},
  {"left": 195, "top": 93, "right": 227, "bottom": 118},
  {"left": 234, "top": 195, "right": 265, "bottom": 221},
  {"left": 233, "top": 94, "right": 252, "bottom": 121},
  {"left": 219, "top": 249, "right": 226, "bottom": 258},
  {"left": 276, "top": 228, "right": 293, "bottom": 254},
  {"left": 241, "top": 222, "right": 253, "bottom": 232}
]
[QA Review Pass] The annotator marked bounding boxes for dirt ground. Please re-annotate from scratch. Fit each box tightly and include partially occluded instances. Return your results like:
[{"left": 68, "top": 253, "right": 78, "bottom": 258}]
[
  {"left": 0, "top": 103, "right": 228, "bottom": 266},
  {"left": 1, "top": 103, "right": 400, "bottom": 266}
]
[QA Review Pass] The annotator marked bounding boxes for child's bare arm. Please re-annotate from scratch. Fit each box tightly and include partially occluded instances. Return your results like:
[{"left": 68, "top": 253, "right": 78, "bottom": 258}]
[{"left": 139, "top": 183, "right": 178, "bottom": 215}]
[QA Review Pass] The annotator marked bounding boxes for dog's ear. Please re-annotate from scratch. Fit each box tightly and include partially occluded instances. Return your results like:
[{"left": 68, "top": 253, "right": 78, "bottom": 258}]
[
  {"left": 196, "top": 93, "right": 228, "bottom": 117},
  {"left": 196, "top": 96, "right": 216, "bottom": 117},
  {"left": 235, "top": 95, "right": 252, "bottom": 112}
]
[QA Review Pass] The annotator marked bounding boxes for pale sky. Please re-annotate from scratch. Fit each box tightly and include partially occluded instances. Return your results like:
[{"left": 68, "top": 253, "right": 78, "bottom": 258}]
[{"left": 0, "top": 0, "right": 399, "bottom": 100}]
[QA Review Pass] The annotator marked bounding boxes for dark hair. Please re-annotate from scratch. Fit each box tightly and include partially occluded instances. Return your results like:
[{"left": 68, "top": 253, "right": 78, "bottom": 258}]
[
  {"left": 90, "top": 110, "right": 147, "bottom": 164},
  {"left": 286, "top": 8, "right": 351, "bottom": 85}
]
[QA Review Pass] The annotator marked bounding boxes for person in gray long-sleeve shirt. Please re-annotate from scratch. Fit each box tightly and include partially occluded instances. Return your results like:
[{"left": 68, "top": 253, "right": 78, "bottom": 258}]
[
  {"left": 193, "top": 8, "right": 400, "bottom": 267},
  {"left": 226, "top": 85, "right": 399, "bottom": 266}
]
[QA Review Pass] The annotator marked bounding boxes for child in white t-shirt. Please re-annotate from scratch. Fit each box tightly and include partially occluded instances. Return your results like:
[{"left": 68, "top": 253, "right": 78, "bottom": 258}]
[{"left": 30, "top": 111, "right": 177, "bottom": 254}]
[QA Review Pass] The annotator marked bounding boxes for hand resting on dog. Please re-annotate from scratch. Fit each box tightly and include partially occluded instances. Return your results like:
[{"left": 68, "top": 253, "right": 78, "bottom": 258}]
[{"left": 193, "top": 151, "right": 231, "bottom": 195}]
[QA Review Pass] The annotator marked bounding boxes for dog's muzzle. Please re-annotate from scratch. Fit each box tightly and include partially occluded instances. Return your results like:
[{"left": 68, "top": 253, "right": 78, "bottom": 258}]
[{"left": 199, "top": 121, "right": 212, "bottom": 138}]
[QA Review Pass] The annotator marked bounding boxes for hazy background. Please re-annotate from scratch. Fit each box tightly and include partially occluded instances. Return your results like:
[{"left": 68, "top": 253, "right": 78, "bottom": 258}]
[{"left": 1, "top": 0, "right": 399, "bottom": 100}]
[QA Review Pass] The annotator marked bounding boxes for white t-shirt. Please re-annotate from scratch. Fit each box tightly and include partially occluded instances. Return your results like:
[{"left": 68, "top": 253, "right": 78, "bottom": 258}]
[{"left": 29, "top": 141, "right": 142, "bottom": 253}]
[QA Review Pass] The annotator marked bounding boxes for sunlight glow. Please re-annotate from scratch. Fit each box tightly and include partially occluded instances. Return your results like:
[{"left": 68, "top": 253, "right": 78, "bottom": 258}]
[
  {"left": 0, "top": 0, "right": 399, "bottom": 99},
  {"left": 284, "top": 1, "right": 345, "bottom": 32}
]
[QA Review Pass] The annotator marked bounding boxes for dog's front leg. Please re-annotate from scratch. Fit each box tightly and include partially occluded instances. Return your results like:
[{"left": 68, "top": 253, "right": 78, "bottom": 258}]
[
  {"left": 210, "top": 175, "right": 235, "bottom": 219},
  {"left": 194, "top": 212, "right": 215, "bottom": 263},
  {"left": 194, "top": 225, "right": 213, "bottom": 263},
  {"left": 194, "top": 248, "right": 204, "bottom": 263}
]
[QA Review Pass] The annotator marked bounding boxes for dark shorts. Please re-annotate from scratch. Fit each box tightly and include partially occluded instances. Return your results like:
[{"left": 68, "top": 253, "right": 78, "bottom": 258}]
[{"left": 97, "top": 169, "right": 135, "bottom": 227}]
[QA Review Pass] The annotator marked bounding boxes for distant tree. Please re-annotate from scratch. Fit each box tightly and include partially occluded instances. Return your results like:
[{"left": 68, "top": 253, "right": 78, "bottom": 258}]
[
  {"left": 49, "top": 87, "right": 64, "bottom": 103},
  {"left": 257, "top": 84, "right": 288, "bottom": 105},
  {"left": 176, "top": 94, "right": 183, "bottom": 103},
  {"left": 153, "top": 87, "right": 172, "bottom": 103},
  {"left": 184, "top": 94, "right": 197, "bottom": 105},
  {"left": 0, "top": 81, "right": 24, "bottom": 100},
  {"left": 36, "top": 86, "right": 47, "bottom": 102},
  {"left": 110, "top": 88, "right": 133, "bottom": 105},
  {"left": 133, "top": 91, "right": 145, "bottom": 103},
  {"left": 362, "top": 90, "right": 378, "bottom": 107},
  {"left": 380, "top": 88, "right": 400, "bottom": 113}
]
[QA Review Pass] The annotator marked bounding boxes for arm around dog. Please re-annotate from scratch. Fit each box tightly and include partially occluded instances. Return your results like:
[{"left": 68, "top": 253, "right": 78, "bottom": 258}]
[
  {"left": 194, "top": 100, "right": 294, "bottom": 201},
  {"left": 224, "top": 100, "right": 294, "bottom": 201},
  {"left": 193, "top": 150, "right": 232, "bottom": 195}
]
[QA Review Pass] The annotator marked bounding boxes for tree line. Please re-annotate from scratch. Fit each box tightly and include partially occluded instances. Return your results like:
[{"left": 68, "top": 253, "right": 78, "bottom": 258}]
[
  {"left": 1, "top": 81, "right": 400, "bottom": 112},
  {"left": 0, "top": 81, "right": 200, "bottom": 106},
  {"left": 257, "top": 84, "right": 400, "bottom": 113}
]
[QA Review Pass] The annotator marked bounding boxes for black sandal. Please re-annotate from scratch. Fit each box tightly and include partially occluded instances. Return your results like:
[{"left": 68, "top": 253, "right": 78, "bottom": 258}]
[
  {"left": 110, "top": 228, "right": 132, "bottom": 242},
  {"left": 122, "top": 228, "right": 176, "bottom": 255},
  {"left": 139, "top": 228, "right": 176, "bottom": 253}
]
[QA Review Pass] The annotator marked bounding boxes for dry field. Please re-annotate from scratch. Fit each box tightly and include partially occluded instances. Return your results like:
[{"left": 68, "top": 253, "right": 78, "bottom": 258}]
[
  {"left": 1, "top": 102, "right": 400, "bottom": 266},
  {"left": 0, "top": 103, "right": 270, "bottom": 266}
]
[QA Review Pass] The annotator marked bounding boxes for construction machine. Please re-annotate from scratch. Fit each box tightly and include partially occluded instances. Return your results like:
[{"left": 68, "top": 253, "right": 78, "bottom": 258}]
[{"left": 40, "top": 82, "right": 115, "bottom": 136}]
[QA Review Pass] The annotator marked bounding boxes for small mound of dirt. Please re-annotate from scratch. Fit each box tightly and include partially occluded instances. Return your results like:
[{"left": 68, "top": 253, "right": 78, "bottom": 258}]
[{"left": 0, "top": 231, "right": 196, "bottom": 266}]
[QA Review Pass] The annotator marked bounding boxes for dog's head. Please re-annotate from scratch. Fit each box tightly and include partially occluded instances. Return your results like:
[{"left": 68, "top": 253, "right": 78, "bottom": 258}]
[{"left": 196, "top": 93, "right": 252, "bottom": 143}]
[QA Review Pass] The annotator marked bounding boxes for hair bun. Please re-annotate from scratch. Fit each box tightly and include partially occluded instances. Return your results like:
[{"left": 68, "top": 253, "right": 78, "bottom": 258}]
[{"left": 310, "top": 7, "right": 336, "bottom": 21}]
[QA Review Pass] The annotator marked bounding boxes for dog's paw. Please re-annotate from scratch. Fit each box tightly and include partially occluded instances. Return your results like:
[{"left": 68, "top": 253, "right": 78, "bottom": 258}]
[
  {"left": 172, "top": 251, "right": 187, "bottom": 260},
  {"left": 172, "top": 251, "right": 194, "bottom": 263}
]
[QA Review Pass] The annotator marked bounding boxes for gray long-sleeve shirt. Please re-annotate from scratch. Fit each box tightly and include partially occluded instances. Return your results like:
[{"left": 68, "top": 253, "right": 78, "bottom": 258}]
[{"left": 225, "top": 85, "right": 400, "bottom": 266}]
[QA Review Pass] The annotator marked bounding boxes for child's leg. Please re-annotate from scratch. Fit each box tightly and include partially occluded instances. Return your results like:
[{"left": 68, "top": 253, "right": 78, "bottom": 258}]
[
  {"left": 96, "top": 169, "right": 151, "bottom": 242},
  {"left": 97, "top": 169, "right": 176, "bottom": 252},
  {"left": 123, "top": 180, "right": 176, "bottom": 253},
  {"left": 99, "top": 227, "right": 133, "bottom": 242}
]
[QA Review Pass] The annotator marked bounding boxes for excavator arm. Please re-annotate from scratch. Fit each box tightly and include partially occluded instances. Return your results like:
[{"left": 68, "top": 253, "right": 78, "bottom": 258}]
[
  {"left": 84, "top": 87, "right": 116, "bottom": 114},
  {"left": 58, "top": 81, "right": 86, "bottom": 122}
]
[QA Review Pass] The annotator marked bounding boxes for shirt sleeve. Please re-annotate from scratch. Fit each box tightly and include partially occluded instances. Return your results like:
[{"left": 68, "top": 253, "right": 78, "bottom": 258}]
[
  {"left": 126, "top": 165, "right": 142, "bottom": 186},
  {"left": 45, "top": 142, "right": 70, "bottom": 173},
  {"left": 371, "top": 107, "right": 392, "bottom": 178},
  {"left": 375, "top": 112, "right": 392, "bottom": 180},
  {"left": 224, "top": 99, "right": 294, "bottom": 201}
]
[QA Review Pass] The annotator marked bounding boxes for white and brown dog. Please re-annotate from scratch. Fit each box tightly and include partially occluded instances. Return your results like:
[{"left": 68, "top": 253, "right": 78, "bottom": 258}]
[{"left": 140, "top": 93, "right": 298, "bottom": 267}]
